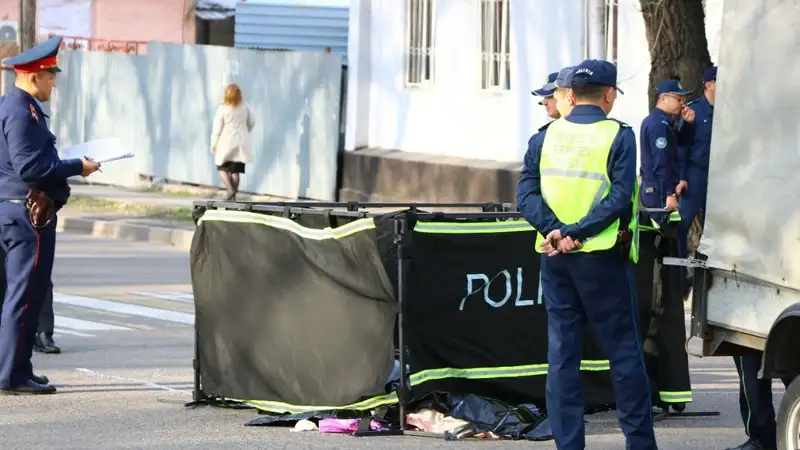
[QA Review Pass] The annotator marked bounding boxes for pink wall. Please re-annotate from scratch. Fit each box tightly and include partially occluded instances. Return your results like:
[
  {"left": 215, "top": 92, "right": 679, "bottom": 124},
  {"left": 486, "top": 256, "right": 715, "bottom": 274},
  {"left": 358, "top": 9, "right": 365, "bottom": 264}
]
[
  {"left": 0, "top": 0, "right": 196, "bottom": 44},
  {"left": 92, "top": 0, "right": 195, "bottom": 44}
]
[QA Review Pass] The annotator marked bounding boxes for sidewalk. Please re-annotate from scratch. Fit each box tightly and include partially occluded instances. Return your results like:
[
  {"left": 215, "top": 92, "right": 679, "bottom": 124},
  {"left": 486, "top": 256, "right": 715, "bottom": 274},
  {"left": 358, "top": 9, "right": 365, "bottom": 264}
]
[{"left": 57, "top": 182, "right": 282, "bottom": 250}]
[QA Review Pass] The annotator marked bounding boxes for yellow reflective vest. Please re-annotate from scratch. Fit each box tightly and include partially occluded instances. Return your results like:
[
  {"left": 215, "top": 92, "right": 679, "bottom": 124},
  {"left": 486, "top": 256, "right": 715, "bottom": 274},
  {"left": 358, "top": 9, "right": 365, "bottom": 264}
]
[{"left": 534, "top": 118, "right": 640, "bottom": 262}]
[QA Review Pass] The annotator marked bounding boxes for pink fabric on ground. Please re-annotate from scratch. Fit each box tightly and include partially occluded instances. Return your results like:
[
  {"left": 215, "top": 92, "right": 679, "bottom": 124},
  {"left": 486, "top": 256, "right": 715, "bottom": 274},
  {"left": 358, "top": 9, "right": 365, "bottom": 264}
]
[{"left": 318, "top": 418, "right": 384, "bottom": 433}]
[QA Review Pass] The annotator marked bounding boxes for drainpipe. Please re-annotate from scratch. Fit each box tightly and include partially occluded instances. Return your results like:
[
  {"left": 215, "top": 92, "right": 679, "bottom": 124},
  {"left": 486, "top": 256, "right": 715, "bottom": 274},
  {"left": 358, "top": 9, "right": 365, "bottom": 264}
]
[{"left": 586, "top": 0, "right": 607, "bottom": 60}]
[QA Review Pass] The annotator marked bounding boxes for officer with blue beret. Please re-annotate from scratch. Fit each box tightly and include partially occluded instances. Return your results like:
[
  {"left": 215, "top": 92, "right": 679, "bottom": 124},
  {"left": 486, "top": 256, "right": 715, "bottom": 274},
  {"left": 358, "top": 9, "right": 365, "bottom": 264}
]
[
  {"left": 517, "top": 59, "right": 657, "bottom": 450},
  {"left": 639, "top": 79, "right": 696, "bottom": 216},
  {"left": 532, "top": 71, "right": 561, "bottom": 120},
  {"left": 0, "top": 36, "right": 101, "bottom": 395},
  {"left": 677, "top": 66, "right": 716, "bottom": 262}
]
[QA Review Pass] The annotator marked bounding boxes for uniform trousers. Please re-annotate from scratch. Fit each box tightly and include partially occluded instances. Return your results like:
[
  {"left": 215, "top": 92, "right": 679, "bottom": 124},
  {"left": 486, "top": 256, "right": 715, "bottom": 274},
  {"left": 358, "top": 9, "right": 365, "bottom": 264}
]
[
  {"left": 0, "top": 202, "right": 57, "bottom": 388},
  {"left": 733, "top": 354, "right": 791, "bottom": 449},
  {"left": 541, "top": 248, "right": 657, "bottom": 450},
  {"left": 636, "top": 226, "right": 692, "bottom": 407},
  {"left": 0, "top": 255, "right": 54, "bottom": 335}
]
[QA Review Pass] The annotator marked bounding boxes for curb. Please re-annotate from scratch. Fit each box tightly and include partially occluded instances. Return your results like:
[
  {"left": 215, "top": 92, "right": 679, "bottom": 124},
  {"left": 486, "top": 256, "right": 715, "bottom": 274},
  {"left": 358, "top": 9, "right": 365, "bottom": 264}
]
[{"left": 56, "top": 216, "right": 195, "bottom": 250}]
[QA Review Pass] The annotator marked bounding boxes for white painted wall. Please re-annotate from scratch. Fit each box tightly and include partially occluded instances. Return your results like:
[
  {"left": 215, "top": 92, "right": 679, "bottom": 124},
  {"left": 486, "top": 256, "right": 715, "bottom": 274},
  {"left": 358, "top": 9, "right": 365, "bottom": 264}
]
[{"left": 346, "top": 0, "right": 725, "bottom": 164}]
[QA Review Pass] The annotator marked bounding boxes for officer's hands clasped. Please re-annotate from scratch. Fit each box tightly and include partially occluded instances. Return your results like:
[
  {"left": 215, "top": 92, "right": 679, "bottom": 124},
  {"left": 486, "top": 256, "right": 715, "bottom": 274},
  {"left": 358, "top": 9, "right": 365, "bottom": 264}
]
[
  {"left": 539, "top": 229, "right": 583, "bottom": 257},
  {"left": 80, "top": 157, "right": 102, "bottom": 177}
]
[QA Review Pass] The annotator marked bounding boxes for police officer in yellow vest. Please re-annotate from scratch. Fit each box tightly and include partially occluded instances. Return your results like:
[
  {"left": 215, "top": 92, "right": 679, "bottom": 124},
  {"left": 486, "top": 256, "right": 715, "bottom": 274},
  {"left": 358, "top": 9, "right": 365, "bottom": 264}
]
[{"left": 517, "top": 60, "right": 657, "bottom": 450}]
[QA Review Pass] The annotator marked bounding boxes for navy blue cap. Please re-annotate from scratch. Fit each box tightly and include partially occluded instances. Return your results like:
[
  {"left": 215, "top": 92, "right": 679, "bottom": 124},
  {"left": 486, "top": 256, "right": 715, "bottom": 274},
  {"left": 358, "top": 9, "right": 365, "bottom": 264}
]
[
  {"left": 2, "top": 37, "right": 62, "bottom": 73},
  {"left": 553, "top": 66, "right": 574, "bottom": 88},
  {"left": 532, "top": 72, "right": 558, "bottom": 97},
  {"left": 562, "top": 59, "right": 624, "bottom": 94},
  {"left": 702, "top": 66, "right": 717, "bottom": 83},
  {"left": 655, "top": 79, "right": 691, "bottom": 96}
]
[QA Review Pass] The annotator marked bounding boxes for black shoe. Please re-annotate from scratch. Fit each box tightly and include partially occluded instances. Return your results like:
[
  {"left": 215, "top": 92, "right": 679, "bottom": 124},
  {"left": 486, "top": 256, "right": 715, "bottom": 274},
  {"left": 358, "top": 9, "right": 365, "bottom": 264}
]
[
  {"left": 31, "top": 373, "right": 49, "bottom": 385},
  {"left": 0, "top": 379, "right": 57, "bottom": 395},
  {"left": 725, "top": 438, "right": 774, "bottom": 450},
  {"left": 34, "top": 333, "right": 61, "bottom": 354}
]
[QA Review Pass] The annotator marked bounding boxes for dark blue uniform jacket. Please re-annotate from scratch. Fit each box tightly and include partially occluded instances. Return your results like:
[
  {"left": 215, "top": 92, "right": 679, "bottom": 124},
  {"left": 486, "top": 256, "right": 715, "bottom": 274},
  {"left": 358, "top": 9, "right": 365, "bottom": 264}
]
[
  {"left": 639, "top": 108, "right": 694, "bottom": 208},
  {"left": 0, "top": 87, "right": 82, "bottom": 209},
  {"left": 680, "top": 95, "right": 714, "bottom": 191}
]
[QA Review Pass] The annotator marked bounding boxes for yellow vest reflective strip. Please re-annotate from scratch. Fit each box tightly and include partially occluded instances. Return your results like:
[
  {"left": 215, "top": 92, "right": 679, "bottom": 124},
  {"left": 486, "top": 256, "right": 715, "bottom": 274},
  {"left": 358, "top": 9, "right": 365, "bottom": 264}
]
[{"left": 535, "top": 118, "right": 639, "bottom": 263}]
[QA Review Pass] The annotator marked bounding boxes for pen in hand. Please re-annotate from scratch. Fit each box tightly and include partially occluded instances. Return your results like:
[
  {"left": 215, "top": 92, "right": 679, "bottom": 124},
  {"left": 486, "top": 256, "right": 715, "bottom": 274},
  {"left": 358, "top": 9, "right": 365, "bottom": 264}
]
[{"left": 84, "top": 155, "right": 102, "bottom": 173}]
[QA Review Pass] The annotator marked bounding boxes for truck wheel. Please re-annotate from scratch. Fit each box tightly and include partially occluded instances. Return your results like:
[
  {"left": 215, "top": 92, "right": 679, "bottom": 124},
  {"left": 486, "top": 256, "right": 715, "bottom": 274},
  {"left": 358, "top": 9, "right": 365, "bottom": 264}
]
[{"left": 778, "top": 376, "right": 800, "bottom": 450}]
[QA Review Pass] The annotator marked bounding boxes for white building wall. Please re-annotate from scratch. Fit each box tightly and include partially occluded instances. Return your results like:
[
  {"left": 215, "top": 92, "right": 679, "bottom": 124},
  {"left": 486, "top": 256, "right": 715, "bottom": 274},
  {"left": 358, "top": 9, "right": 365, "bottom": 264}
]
[{"left": 346, "top": 0, "right": 725, "bottom": 164}]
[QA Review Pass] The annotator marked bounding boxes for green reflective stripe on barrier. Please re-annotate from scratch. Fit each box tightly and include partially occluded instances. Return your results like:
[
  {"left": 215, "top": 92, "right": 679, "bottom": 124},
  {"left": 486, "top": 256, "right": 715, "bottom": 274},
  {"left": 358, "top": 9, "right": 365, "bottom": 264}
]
[
  {"left": 231, "top": 391, "right": 400, "bottom": 415},
  {"left": 659, "top": 391, "right": 692, "bottom": 403},
  {"left": 409, "top": 360, "right": 611, "bottom": 385},
  {"left": 414, "top": 220, "right": 534, "bottom": 234},
  {"left": 221, "top": 359, "right": 612, "bottom": 414},
  {"left": 197, "top": 209, "right": 375, "bottom": 240}
]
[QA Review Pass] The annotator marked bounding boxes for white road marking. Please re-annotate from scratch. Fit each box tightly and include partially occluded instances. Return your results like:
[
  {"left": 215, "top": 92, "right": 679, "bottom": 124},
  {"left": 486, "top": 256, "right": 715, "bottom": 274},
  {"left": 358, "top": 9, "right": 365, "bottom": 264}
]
[
  {"left": 132, "top": 291, "right": 194, "bottom": 304},
  {"left": 74, "top": 368, "right": 192, "bottom": 395},
  {"left": 55, "top": 315, "right": 131, "bottom": 331},
  {"left": 54, "top": 328, "right": 96, "bottom": 338},
  {"left": 54, "top": 293, "right": 195, "bottom": 325}
]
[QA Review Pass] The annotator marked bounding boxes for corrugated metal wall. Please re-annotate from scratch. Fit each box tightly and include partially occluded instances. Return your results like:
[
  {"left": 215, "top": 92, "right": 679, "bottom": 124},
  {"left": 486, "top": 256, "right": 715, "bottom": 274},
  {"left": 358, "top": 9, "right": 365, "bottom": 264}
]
[
  {"left": 234, "top": 2, "right": 348, "bottom": 59},
  {"left": 50, "top": 44, "right": 344, "bottom": 201}
]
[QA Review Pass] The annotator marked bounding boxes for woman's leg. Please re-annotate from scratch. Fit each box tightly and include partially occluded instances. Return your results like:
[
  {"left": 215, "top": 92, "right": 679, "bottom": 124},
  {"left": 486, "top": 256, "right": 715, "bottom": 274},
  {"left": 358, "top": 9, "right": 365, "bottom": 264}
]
[{"left": 218, "top": 168, "right": 235, "bottom": 199}]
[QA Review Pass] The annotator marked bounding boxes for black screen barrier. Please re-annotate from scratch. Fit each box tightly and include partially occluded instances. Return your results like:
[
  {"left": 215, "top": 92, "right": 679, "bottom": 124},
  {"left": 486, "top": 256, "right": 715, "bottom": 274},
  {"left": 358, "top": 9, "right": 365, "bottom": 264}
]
[{"left": 187, "top": 200, "right": 683, "bottom": 432}]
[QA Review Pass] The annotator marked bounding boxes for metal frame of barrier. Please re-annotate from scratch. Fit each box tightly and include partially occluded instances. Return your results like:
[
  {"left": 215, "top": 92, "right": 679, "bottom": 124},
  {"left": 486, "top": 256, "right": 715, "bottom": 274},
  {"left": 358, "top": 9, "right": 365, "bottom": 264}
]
[
  {"left": 184, "top": 200, "right": 519, "bottom": 437},
  {"left": 183, "top": 201, "right": 718, "bottom": 435}
]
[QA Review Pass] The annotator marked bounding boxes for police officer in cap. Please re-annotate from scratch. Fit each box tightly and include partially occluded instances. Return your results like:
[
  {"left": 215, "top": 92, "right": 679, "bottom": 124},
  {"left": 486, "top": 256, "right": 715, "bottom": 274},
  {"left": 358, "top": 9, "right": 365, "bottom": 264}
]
[
  {"left": 677, "top": 66, "right": 716, "bottom": 280},
  {"left": 639, "top": 78, "right": 695, "bottom": 216},
  {"left": 517, "top": 59, "right": 657, "bottom": 449},
  {"left": 0, "top": 37, "right": 101, "bottom": 395},
  {"left": 532, "top": 71, "right": 561, "bottom": 120},
  {"left": 552, "top": 66, "right": 576, "bottom": 117}
]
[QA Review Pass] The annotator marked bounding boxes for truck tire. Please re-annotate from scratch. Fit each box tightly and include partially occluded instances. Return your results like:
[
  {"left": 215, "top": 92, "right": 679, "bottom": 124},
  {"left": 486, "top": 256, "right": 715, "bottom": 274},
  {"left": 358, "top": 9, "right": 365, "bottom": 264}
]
[{"left": 778, "top": 376, "right": 800, "bottom": 450}]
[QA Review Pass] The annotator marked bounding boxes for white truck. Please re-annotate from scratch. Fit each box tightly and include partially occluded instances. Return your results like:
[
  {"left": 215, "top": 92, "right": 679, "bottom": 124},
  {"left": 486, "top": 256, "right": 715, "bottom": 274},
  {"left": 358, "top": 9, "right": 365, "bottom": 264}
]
[{"left": 668, "top": 1, "right": 800, "bottom": 449}]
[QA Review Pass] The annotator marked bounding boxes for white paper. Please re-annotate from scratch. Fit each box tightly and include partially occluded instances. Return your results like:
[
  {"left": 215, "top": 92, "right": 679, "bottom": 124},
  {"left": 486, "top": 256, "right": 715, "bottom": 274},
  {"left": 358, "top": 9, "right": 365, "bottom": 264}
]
[{"left": 61, "top": 138, "right": 134, "bottom": 164}]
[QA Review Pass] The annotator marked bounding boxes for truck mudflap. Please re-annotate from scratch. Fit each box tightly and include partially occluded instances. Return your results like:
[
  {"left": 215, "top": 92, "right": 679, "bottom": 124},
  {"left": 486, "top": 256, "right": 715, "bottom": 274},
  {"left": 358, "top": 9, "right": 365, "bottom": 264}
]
[{"left": 760, "top": 303, "right": 800, "bottom": 381}]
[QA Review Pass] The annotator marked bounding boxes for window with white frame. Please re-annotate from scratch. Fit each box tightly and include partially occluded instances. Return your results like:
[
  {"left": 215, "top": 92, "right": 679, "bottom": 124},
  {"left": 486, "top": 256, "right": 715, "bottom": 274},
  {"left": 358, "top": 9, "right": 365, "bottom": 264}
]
[
  {"left": 405, "top": 0, "right": 435, "bottom": 86},
  {"left": 480, "top": 0, "right": 511, "bottom": 91}
]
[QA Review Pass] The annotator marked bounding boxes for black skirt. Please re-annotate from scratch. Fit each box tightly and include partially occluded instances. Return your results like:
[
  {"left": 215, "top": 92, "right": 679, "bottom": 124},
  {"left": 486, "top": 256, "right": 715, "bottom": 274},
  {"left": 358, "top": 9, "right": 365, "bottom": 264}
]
[{"left": 217, "top": 161, "right": 245, "bottom": 173}]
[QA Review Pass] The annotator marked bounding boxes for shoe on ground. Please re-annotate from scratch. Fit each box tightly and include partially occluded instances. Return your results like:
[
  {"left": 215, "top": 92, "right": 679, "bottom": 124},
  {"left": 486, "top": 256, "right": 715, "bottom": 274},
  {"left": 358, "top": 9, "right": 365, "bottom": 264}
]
[
  {"left": 33, "top": 333, "right": 61, "bottom": 354},
  {"left": 0, "top": 379, "right": 57, "bottom": 395},
  {"left": 31, "top": 373, "right": 49, "bottom": 385},
  {"left": 725, "top": 438, "right": 775, "bottom": 450}
]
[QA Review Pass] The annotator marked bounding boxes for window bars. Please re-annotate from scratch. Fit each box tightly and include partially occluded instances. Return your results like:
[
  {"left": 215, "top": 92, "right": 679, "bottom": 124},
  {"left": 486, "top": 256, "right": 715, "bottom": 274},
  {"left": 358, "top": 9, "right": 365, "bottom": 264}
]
[
  {"left": 480, "top": 0, "right": 511, "bottom": 91},
  {"left": 405, "top": 0, "right": 435, "bottom": 86}
]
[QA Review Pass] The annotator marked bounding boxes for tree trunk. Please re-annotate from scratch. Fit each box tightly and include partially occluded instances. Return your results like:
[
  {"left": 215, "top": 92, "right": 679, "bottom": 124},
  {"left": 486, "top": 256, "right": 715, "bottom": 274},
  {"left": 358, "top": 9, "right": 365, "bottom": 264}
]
[{"left": 640, "top": 0, "right": 712, "bottom": 110}]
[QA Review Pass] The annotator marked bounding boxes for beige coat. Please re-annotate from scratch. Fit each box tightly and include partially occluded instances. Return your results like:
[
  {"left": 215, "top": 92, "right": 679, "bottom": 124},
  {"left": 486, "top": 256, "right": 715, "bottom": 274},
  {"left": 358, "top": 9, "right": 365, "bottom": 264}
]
[{"left": 210, "top": 103, "right": 255, "bottom": 166}]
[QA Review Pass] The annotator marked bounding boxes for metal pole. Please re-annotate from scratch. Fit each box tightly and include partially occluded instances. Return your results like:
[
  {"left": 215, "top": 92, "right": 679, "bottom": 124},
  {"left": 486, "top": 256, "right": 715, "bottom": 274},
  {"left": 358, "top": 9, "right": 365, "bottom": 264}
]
[
  {"left": 16, "top": 0, "right": 23, "bottom": 51},
  {"left": 586, "top": 0, "right": 607, "bottom": 60},
  {"left": 19, "top": 0, "right": 36, "bottom": 51}
]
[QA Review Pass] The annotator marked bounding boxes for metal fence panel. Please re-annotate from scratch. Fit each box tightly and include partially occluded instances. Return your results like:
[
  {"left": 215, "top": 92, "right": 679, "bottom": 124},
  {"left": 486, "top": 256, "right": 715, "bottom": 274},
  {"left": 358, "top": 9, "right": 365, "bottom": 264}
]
[
  {"left": 50, "top": 50, "right": 151, "bottom": 186},
  {"left": 49, "top": 43, "right": 343, "bottom": 201}
]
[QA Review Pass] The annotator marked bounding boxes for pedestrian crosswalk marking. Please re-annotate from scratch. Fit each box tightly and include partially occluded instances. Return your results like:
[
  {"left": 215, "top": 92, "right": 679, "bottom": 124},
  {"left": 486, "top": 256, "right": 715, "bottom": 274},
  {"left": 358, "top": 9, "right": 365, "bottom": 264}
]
[
  {"left": 55, "top": 315, "right": 131, "bottom": 331},
  {"left": 53, "top": 293, "right": 195, "bottom": 325},
  {"left": 132, "top": 291, "right": 194, "bottom": 304},
  {"left": 54, "top": 328, "right": 96, "bottom": 338}
]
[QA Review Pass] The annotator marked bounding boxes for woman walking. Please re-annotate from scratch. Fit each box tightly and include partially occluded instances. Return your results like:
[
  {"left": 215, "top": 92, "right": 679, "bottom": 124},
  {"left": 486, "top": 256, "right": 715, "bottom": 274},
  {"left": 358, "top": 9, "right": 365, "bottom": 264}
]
[{"left": 210, "top": 83, "right": 255, "bottom": 200}]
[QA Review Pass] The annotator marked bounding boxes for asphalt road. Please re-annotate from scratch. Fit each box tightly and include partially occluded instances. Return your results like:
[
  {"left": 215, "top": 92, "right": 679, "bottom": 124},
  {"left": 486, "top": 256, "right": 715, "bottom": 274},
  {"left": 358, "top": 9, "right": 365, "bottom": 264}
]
[{"left": 0, "top": 233, "right": 786, "bottom": 449}]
